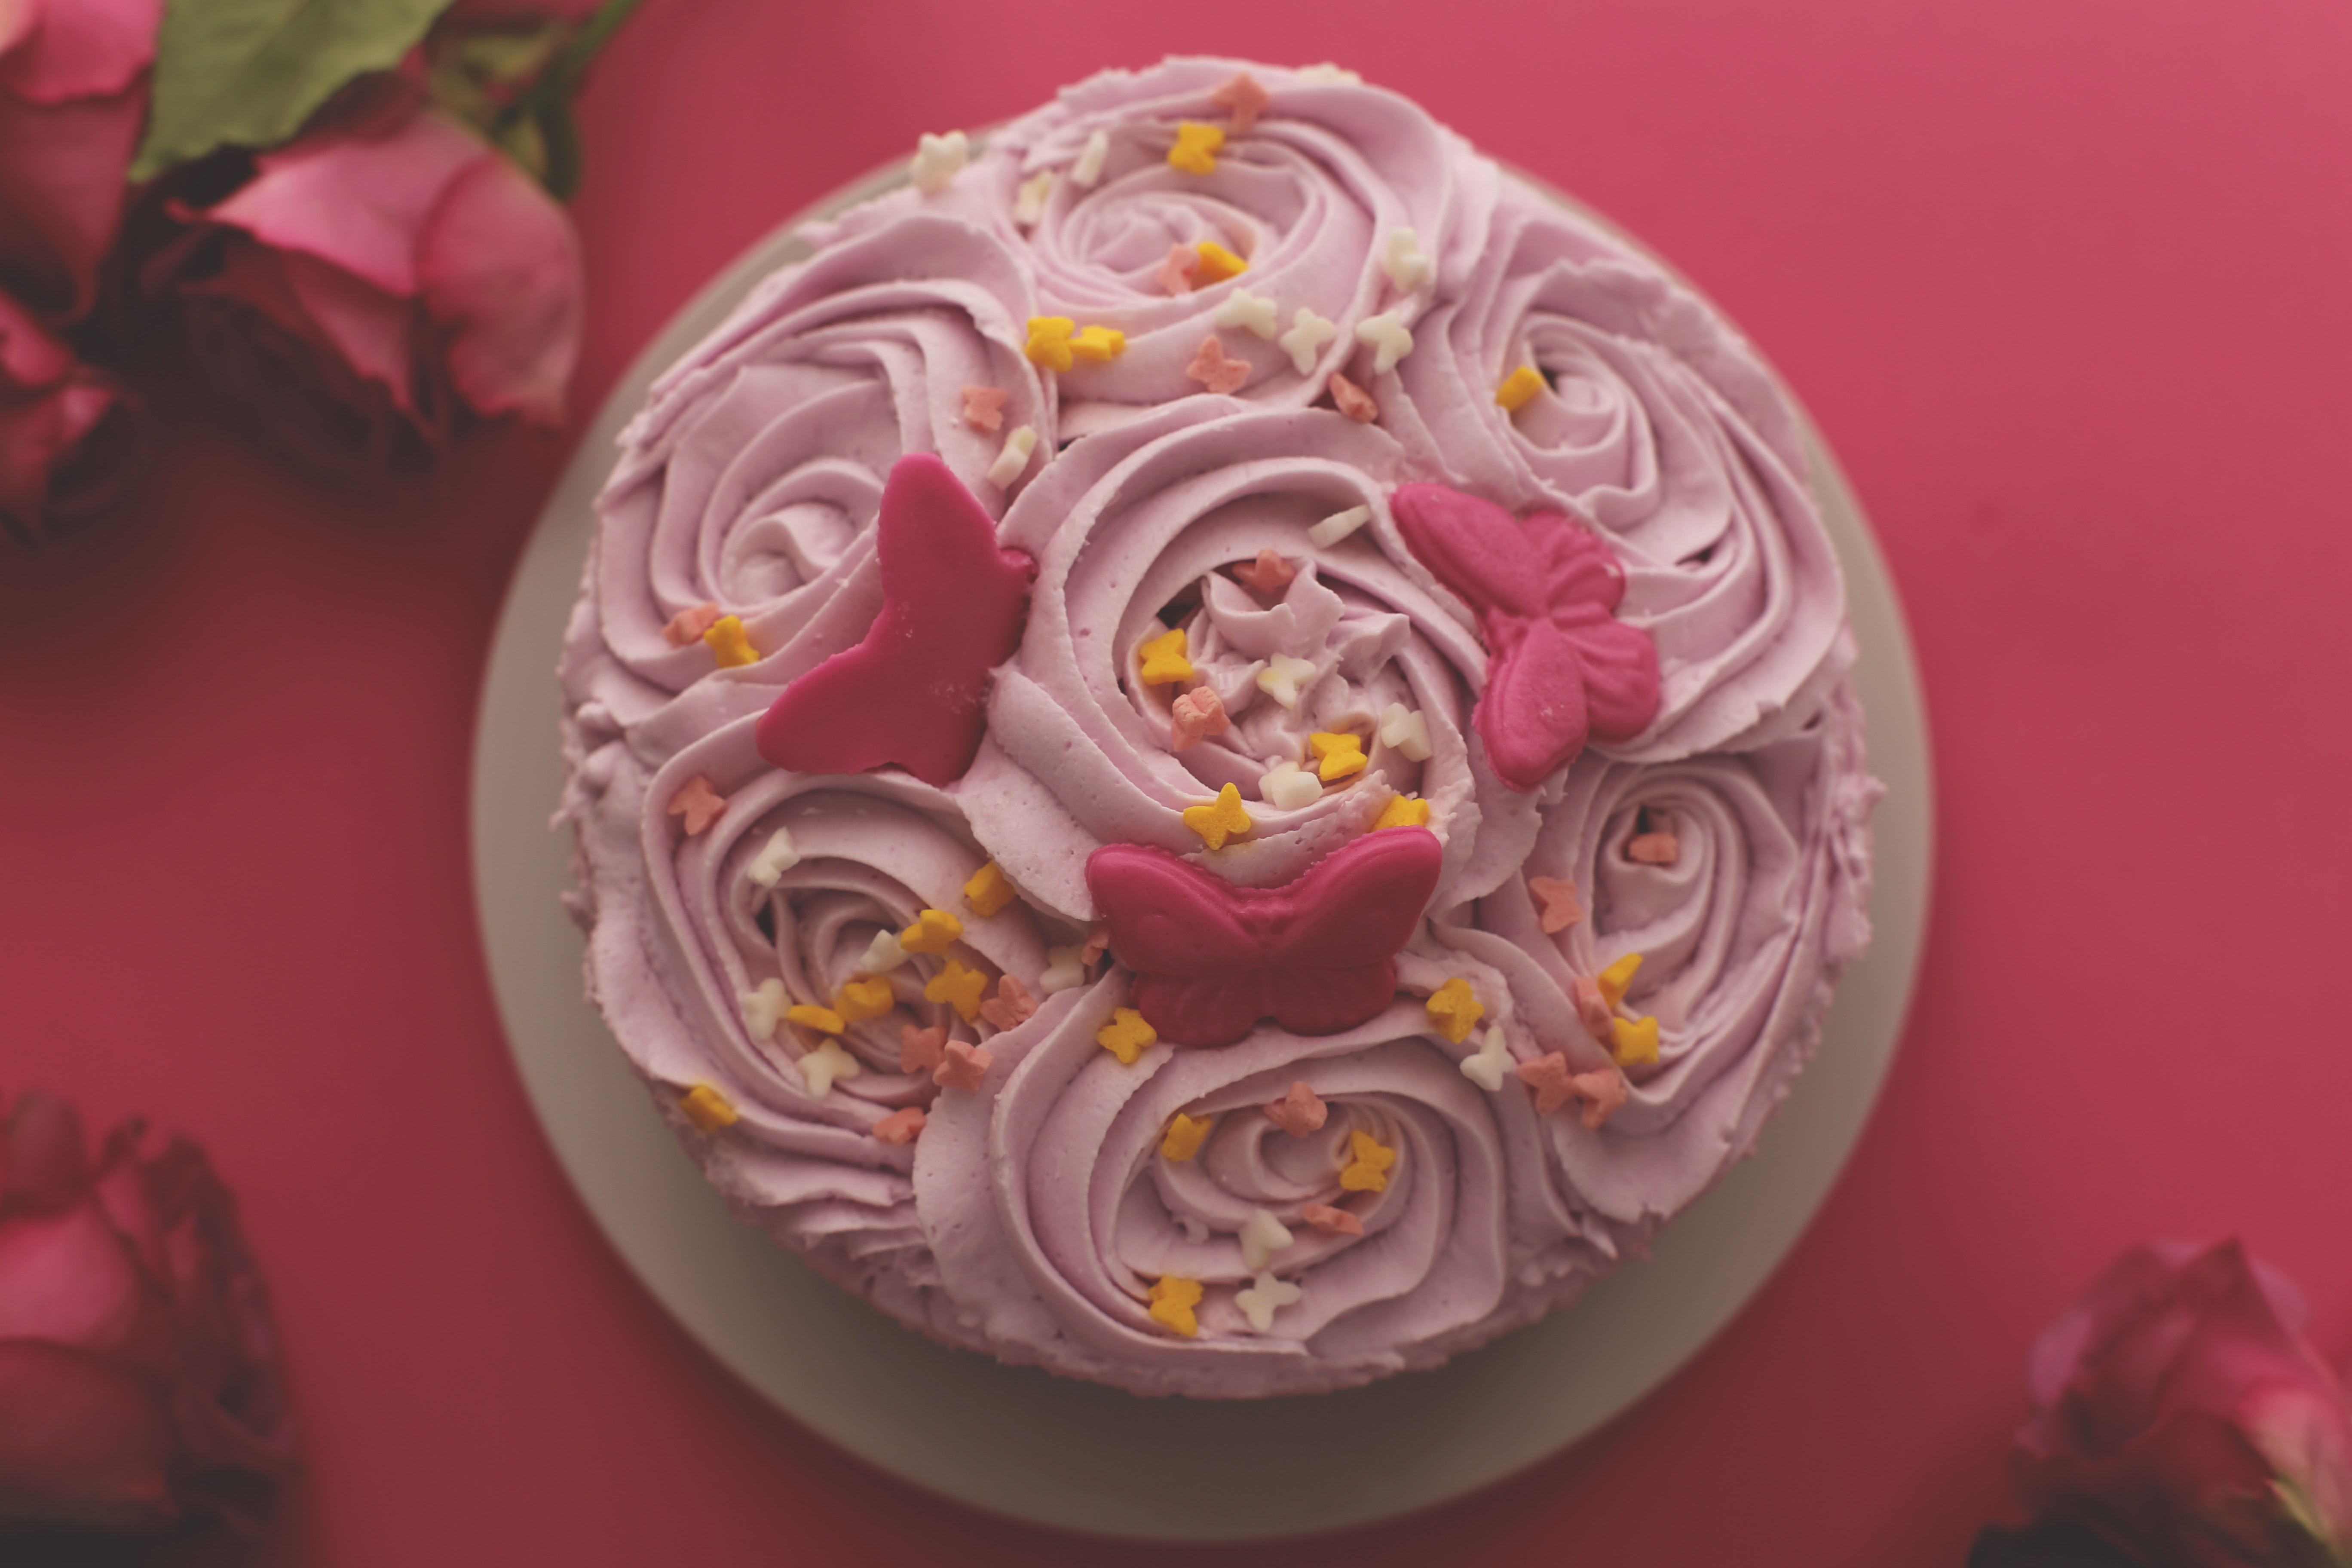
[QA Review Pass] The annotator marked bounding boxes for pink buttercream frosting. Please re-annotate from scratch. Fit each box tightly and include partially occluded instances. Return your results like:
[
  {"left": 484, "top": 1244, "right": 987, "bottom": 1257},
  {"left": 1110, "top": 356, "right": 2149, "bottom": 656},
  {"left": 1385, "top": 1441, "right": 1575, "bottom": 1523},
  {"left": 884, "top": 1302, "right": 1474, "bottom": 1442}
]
[{"left": 559, "top": 58, "right": 1877, "bottom": 1397}]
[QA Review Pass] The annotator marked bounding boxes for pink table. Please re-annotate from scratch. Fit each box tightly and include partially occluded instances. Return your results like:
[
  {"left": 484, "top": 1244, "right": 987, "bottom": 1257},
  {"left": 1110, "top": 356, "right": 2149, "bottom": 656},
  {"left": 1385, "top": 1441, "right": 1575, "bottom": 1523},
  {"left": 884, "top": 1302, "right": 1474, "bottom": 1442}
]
[{"left": 9, "top": 2, "right": 2352, "bottom": 1562}]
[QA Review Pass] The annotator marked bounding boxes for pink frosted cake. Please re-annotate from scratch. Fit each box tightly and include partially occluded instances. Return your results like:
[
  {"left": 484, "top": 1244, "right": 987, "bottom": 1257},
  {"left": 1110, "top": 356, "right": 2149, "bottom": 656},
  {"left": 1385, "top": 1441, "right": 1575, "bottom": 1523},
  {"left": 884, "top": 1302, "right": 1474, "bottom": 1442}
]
[{"left": 557, "top": 58, "right": 1877, "bottom": 1398}]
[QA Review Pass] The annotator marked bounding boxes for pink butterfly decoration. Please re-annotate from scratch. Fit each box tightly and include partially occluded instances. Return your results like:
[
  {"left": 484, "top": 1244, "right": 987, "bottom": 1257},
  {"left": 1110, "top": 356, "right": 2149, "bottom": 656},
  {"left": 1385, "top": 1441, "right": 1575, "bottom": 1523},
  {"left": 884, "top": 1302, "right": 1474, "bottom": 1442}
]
[
  {"left": 1388, "top": 484, "right": 1660, "bottom": 790},
  {"left": 756, "top": 454, "right": 1036, "bottom": 787},
  {"left": 1084, "top": 828, "right": 1443, "bottom": 1047}
]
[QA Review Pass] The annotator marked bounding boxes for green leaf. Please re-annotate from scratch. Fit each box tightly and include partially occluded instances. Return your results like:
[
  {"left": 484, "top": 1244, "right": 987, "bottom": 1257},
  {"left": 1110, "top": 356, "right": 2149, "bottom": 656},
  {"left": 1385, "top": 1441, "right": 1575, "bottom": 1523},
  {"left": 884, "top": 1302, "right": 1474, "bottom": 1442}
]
[{"left": 132, "top": 0, "right": 462, "bottom": 181}]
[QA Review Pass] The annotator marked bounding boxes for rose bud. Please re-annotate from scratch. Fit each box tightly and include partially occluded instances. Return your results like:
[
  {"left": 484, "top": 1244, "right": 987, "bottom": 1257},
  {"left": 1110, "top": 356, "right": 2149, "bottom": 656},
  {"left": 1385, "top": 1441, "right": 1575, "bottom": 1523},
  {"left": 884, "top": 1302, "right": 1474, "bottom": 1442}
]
[
  {"left": 0, "top": 0, "right": 160, "bottom": 318},
  {"left": 2010, "top": 1238, "right": 2352, "bottom": 1568},
  {"left": 0, "top": 1090, "right": 296, "bottom": 1532},
  {"left": 1, "top": 282, "right": 138, "bottom": 542}
]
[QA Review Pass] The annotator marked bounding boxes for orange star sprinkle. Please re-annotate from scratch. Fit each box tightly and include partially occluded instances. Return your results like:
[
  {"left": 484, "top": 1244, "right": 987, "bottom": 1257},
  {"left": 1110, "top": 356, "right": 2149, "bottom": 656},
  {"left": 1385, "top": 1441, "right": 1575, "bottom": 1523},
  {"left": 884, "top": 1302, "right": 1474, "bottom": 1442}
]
[
  {"left": 1232, "top": 549, "right": 1296, "bottom": 595},
  {"left": 934, "top": 1037, "right": 993, "bottom": 1091},
  {"left": 899, "top": 1024, "right": 947, "bottom": 1074},
  {"left": 873, "top": 1107, "right": 927, "bottom": 1145},
  {"left": 1628, "top": 831, "right": 1680, "bottom": 865},
  {"left": 960, "top": 385, "right": 1007, "bottom": 433},
  {"left": 1148, "top": 1275, "right": 1204, "bottom": 1337},
  {"left": 834, "top": 977, "right": 894, "bottom": 1023},
  {"left": 679, "top": 1083, "right": 738, "bottom": 1132},
  {"left": 1328, "top": 371, "right": 1378, "bottom": 423},
  {"left": 667, "top": 776, "right": 726, "bottom": 835},
  {"left": 1301, "top": 1202, "right": 1363, "bottom": 1237},
  {"left": 1528, "top": 876, "right": 1583, "bottom": 933},
  {"left": 703, "top": 615, "right": 758, "bottom": 668},
  {"left": 925, "top": 960, "right": 989, "bottom": 1022},
  {"left": 1372, "top": 794, "right": 1430, "bottom": 831},
  {"left": 898, "top": 908, "right": 964, "bottom": 955},
  {"left": 1210, "top": 71, "right": 1270, "bottom": 135},
  {"left": 1161, "top": 1112, "right": 1214, "bottom": 1161},
  {"left": 1182, "top": 784, "right": 1253, "bottom": 850},
  {"left": 1158, "top": 242, "right": 1198, "bottom": 295},
  {"left": 1516, "top": 1052, "right": 1578, "bottom": 1117},
  {"left": 1167, "top": 121, "right": 1224, "bottom": 175},
  {"left": 1338, "top": 1129, "right": 1396, "bottom": 1192},
  {"left": 1025, "top": 316, "right": 1076, "bottom": 371},
  {"left": 1264, "top": 1080, "right": 1327, "bottom": 1137},
  {"left": 977, "top": 974, "right": 1037, "bottom": 1031},
  {"left": 1136, "top": 627, "right": 1195, "bottom": 685},
  {"left": 1096, "top": 1007, "right": 1158, "bottom": 1065},
  {"left": 1185, "top": 335, "right": 1251, "bottom": 395},
  {"left": 1424, "top": 977, "right": 1483, "bottom": 1044},
  {"left": 963, "top": 860, "right": 1018, "bottom": 918},
  {"left": 1170, "top": 686, "right": 1230, "bottom": 751},
  {"left": 662, "top": 601, "right": 721, "bottom": 647}
]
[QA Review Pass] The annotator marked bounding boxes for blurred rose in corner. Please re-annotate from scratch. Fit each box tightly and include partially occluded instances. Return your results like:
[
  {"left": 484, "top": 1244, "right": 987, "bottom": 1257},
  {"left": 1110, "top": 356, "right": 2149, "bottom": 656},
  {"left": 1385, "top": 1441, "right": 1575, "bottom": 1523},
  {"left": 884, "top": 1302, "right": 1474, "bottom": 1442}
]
[
  {"left": 0, "top": 0, "right": 159, "bottom": 318},
  {"left": 0, "top": 1090, "right": 296, "bottom": 1535},
  {"left": 0, "top": 284, "right": 135, "bottom": 543}
]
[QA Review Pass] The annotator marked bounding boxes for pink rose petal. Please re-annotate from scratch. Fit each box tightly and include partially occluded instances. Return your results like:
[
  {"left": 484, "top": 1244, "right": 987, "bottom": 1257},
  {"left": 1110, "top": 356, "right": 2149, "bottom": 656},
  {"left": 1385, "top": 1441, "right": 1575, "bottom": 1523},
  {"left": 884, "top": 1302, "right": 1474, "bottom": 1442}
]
[
  {"left": 0, "top": 0, "right": 159, "bottom": 102},
  {"left": 417, "top": 145, "right": 584, "bottom": 426},
  {"left": 0, "top": 1339, "right": 179, "bottom": 1530}
]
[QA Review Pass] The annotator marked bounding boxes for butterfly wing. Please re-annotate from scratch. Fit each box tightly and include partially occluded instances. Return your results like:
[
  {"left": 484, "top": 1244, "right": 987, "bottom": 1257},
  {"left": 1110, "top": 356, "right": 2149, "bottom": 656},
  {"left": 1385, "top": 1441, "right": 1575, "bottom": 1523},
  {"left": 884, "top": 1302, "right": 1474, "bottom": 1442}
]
[
  {"left": 1476, "top": 619, "right": 1592, "bottom": 790},
  {"left": 1271, "top": 828, "right": 1445, "bottom": 972},
  {"left": 1390, "top": 483, "right": 1549, "bottom": 621}
]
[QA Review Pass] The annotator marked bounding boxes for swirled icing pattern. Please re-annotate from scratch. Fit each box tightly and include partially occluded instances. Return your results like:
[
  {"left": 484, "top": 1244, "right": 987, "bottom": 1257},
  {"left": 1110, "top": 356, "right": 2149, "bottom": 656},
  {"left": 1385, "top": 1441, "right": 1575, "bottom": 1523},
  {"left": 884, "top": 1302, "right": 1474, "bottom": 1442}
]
[{"left": 559, "top": 58, "right": 1878, "bottom": 1396}]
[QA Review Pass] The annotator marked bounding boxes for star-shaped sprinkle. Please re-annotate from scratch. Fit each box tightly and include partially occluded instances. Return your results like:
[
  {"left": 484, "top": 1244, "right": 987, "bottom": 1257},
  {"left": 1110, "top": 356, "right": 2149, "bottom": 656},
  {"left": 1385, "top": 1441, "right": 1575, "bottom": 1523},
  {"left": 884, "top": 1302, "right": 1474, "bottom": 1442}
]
[
  {"left": 1355, "top": 311, "right": 1414, "bottom": 375},
  {"left": 1328, "top": 371, "right": 1378, "bottom": 423},
  {"left": 1425, "top": 977, "right": 1484, "bottom": 1043},
  {"left": 909, "top": 129, "right": 968, "bottom": 194},
  {"left": 1383, "top": 228, "right": 1433, "bottom": 293},
  {"left": 1013, "top": 168, "right": 1055, "bottom": 227},
  {"left": 1081, "top": 926, "right": 1111, "bottom": 966},
  {"left": 741, "top": 978, "right": 788, "bottom": 1042},
  {"left": 1137, "top": 626, "right": 1194, "bottom": 685},
  {"left": 899, "top": 1024, "right": 947, "bottom": 1074},
  {"left": 873, "top": 1106, "right": 927, "bottom": 1145},
  {"left": 1025, "top": 315, "right": 1076, "bottom": 371},
  {"left": 1597, "top": 952, "right": 1643, "bottom": 1008},
  {"left": 786, "top": 1002, "right": 844, "bottom": 1035},
  {"left": 1069, "top": 324, "right": 1125, "bottom": 362},
  {"left": 1496, "top": 364, "right": 1545, "bottom": 413},
  {"left": 1611, "top": 1015, "right": 1661, "bottom": 1067},
  {"left": 1301, "top": 1201, "right": 1363, "bottom": 1236},
  {"left": 1308, "top": 504, "right": 1371, "bottom": 549},
  {"left": 986, "top": 424, "right": 1038, "bottom": 487},
  {"left": 1295, "top": 62, "right": 1360, "bottom": 84},
  {"left": 1158, "top": 242, "right": 1197, "bottom": 295},
  {"left": 1096, "top": 1007, "right": 1158, "bottom": 1065},
  {"left": 662, "top": 601, "right": 721, "bottom": 647},
  {"left": 1572, "top": 1063, "right": 1629, "bottom": 1129},
  {"left": 1185, "top": 336, "right": 1251, "bottom": 395},
  {"left": 747, "top": 827, "right": 800, "bottom": 889},
  {"left": 1516, "top": 1052, "right": 1577, "bottom": 1116},
  {"left": 798, "top": 1038, "right": 862, "bottom": 1098},
  {"left": 1628, "top": 830, "right": 1681, "bottom": 865},
  {"left": 1309, "top": 730, "right": 1368, "bottom": 782},
  {"left": 1257, "top": 759, "right": 1321, "bottom": 810},
  {"left": 964, "top": 860, "right": 1018, "bottom": 917},
  {"left": 667, "top": 776, "right": 727, "bottom": 835},
  {"left": 835, "top": 976, "right": 894, "bottom": 1023},
  {"left": 934, "top": 1038, "right": 993, "bottom": 1091},
  {"left": 1570, "top": 976, "right": 1615, "bottom": 1040},
  {"left": 1338, "top": 1129, "right": 1396, "bottom": 1192},
  {"left": 1170, "top": 685, "right": 1230, "bottom": 750},
  {"left": 1071, "top": 128, "right": 1109, "bottom": 187},
  {"left": 978, "top": 974, "right": 1037, "bottom": 1031},
  {"left": 1210, "top": 70, "right": 1270, "bottom": 134},
  {"left": 925, "top": 960, "right": 989, "bottom": 1022},
  {"left": 679, "top": 1083, "right": 738, "bottom": 1132},
  {"left": 1167, "top": 120, "right": 1224, "bottom": 174},
  {"left": 1236, "top": 1271, "right": 1302, "bottom": 1332},
  {"left": 1039, "top": 945, "right": 1087, "bottom": 994},
  {"left": 1528, "top": 876, "right": 1583, "bottom": 934},
  {"left": 1371, "top": 794, "right": 1430, "bottom": 831},
  {"left": 1255, "top": 652, "right": 1319, "bottom": 709},
  {"left": 1239, "top": 1208, "right": 1293, "bottom": 1270},
  {"left": 704, "top": 614, "right": 759, "bottom": 668},
  {"left": 1182, "top": 783, "right": 1253, "bottom": 850},
  {"left": 1161, "top": 1112, "right": 1214, "bottom": 1161},
  {"left": 898, "top": 908, "right": 964, "bottom": 955},
  {"left": 1379, "top": 703, "right": 1433, "bottom": 761},
  {"left": 1264, "top": 1080, "right": 1327, "bottom": 1137},
  {"left": 1232, "top": 549, "right": 1295, "bottom": 594},
  {"left": 864, "top": 930, "right": 910, "bottom": 971},
  {"left": 1214, "top": 288, "right": 1280, "bottom": 339},
  {"left": 1461, "top": 1026, "right": 1514, "bottom": 1091},
  {"left": 1148, "top": 1275, "right": 1203, "bottom": 1337},
  {"left": 960, "top": 385, "right": 1007, "bottom": 433},
  {"left": 1193, "top": 240, "right": 1247, "bottom": 284},
  {"left": 1277, "top": 307, "right": 1336, "bottom": 374}
]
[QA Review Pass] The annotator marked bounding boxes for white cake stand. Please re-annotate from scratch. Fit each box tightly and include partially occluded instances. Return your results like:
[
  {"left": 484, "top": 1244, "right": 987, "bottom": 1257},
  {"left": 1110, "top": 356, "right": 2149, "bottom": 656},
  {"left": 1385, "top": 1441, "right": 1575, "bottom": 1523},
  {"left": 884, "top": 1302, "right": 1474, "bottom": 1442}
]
[{"left": 469, "top": 167, "right": 1932, "bottom": 1542}]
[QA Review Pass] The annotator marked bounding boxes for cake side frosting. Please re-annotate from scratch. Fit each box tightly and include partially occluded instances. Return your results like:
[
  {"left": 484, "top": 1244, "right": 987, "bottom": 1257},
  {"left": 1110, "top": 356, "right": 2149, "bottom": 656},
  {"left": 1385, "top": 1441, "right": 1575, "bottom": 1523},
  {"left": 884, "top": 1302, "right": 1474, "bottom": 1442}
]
[{"left": 557, "top": 58, "right": 1878, "bottom": 1397}]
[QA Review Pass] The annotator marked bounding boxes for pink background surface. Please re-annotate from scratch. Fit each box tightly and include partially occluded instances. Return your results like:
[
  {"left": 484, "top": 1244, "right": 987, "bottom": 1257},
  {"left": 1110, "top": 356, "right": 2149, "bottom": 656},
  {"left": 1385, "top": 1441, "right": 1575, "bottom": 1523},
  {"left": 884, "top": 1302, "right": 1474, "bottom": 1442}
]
[{"left": 8, "top": 1, "right": 2352, "bottom": 1562}]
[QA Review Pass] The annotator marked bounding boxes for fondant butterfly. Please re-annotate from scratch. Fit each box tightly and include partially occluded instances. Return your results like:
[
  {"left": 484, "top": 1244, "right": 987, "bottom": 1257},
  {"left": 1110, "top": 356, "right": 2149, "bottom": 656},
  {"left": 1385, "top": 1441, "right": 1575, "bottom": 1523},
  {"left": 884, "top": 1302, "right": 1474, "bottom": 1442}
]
[
  {"left": 1389, "top": 484, "right": 1660, "bottom": 790},
  {"left": 756, "top": 454, "right": 1035, "bottom": 787},
  {"left": 1085, "top": 828, "right": 1444, "bottom": 1047}
]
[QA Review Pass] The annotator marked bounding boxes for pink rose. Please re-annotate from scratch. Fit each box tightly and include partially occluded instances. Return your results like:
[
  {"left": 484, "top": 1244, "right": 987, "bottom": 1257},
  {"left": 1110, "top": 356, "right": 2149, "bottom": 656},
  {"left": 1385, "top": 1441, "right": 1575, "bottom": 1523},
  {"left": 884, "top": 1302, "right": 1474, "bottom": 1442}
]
[
  {"left": 1, "top": 280, "right": 136, "bottom": 542},
  {"left": 144, "top": 101, "right": 584, "bottom": 479},
  {"left": 2009, "top": 1239, "right": 2352, "bottom": 1568},
  {"left": 0, "top": 1090, "right": 295, "bottom": 1532},
  {"left": 0, "top": 0, "right": 160, "bottom": 317}
]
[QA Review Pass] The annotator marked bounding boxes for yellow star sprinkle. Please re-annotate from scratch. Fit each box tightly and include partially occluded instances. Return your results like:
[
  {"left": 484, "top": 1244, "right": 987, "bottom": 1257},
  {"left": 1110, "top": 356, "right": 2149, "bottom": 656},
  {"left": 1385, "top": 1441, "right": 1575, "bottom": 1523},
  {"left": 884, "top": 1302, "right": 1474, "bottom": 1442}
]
[
  {"left": 1338, "top": 1128, "right": 1396, "bottom": 1192},
  {"left": 1069, "top": 324, "right": 1127, "bottom": 362},
  {"left": 1495, "top": 365, "right": 1546, "bottom": 413},
  {"left": 1372, "top": 794, "right": 1431, "bottom": 831},
  {"left": 1309, "top": 730, "right": 1369, "bottom": 782},
  {"left": 1182, "top": 783, "right": 1253, "bottom": 850},
  {"left": 834, "top": 977, "right": 894, "bottom": 1023},
  {"left": 963, "top": 860, "right": 1018, "bottom": 918},
  {"left": 1193, "top": 239, "right": 1247, "bottom": 283},
  {"left": 1425, "top": 976, "right": 1483, "bottom": 1044},
  {"left": 786, "top": 1003, "right": 845, "bottom": 1035},
  {"left": 897, "top": 908, "right": 964, "bottom": 955},
  {"left": 1167, "top": 120, "right": 1225, "bottom": 175},
  {"left": 1025, "top": 315, "right": 1076, "bottom": 371},
  {"left": 1136, "top": 627, "right": 1195, "bottom": 685},
  {"left": 1611, "top": 1015, "right": 1662, "bottom": 1067},
  {"left": 1161, "top": 1112, "right": 1214, "bottom": 1161},
  {"left": 1597, "top": 952, "right": 1644, "bottom": 1009},
  {"left": 703, "top": 615, "right": 758, "bottom": 668},
  {"left": 1148, "top": 1275, "right": 1204, "bottom": 1338},
  {"left": 678, "top": 1083, "right": 738, "bottom": 1132},
  {"left": 925, "top": 960, "right": 989, "bottom": 1023},
  {"left": 1096, "top": 1007, "right": 1158, "bottom": 1065}
]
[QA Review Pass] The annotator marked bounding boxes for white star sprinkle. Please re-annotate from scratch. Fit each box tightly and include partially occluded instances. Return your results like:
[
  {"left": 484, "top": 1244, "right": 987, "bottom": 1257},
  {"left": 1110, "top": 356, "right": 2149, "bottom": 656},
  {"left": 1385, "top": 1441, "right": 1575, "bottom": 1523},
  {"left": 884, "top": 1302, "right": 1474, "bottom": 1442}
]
[
  {"left": 1014, "top": 168, "right": 1054, "bottom": 227},
  {"left": 747, "top": 827, "right": 800, "bottom": 888},
  {"left": 1213, "top": 288, "right": 1280, "bottom": 339},
  {"left": 1355, "top": 311, "right": 1414, "bottom": 375},
  {"left": 1239, "top": 1208, "right": 1295, "bottom": 1271},
  {"left": 740, "top": 978, "right": 789, "bottom": 1043},
  {"left": 1277, "top": 307, "right": 1337, "bottom": 375},
  {"left": 1383, "top": 228, "right": 1433, "bottom": 293},
  {"left": 1308, "top": 504, "right": 1371, "bottom": 548},
  {"left": 1460, "top": 1026, "right": 1514, "bottom": 1092},
  {"left": 1254, "top": 653, "right": 1320, "bottom": 710},
  {"left": 1257, "top": 758, "right": 1323, "bottom": 810},
  {"left": 1070, "top": 129, "right": 1109, "bottom": 188},
  {"left": 1379, "top": 702, "right": 1433, "bottom": 761},
  {"left": 909, "top": 130, "right": 969, "bottom": 195},
  {"left": 1236, "top": 1271, "right": 1305, "bottom": 1332},
  {"left": 986, "top": 424, "right": 1038, "bottom": 487},
  {"left": 1039, "top": 944, "right": 1088, "bottom": 994},
  {"left": 862, "top": 930, "right": 909, "bottom": 972},
  {"left": 798, "top": 1038, "right": 862, "bottom": 1098},
  {"left": 1295, "top": 63, "right": 1361, "bottom": 85}
]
